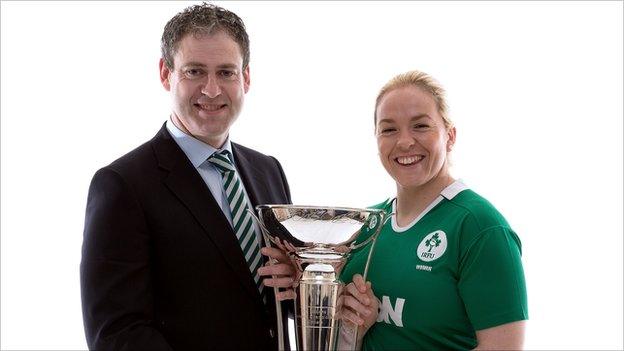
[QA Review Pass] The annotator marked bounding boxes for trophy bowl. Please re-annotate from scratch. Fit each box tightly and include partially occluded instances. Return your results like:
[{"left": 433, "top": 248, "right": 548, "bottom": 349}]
[{"left": 252, "top": 205, "right": 388, "bottom": 351}]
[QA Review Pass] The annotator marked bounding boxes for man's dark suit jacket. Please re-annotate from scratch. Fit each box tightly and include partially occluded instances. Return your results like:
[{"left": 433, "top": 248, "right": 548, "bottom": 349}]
[{"left": 80, "top": 124, "right": 291, "bottom": 350}]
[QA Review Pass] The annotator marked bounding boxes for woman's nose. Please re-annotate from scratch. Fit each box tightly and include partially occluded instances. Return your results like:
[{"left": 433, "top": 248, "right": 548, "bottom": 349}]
[{"left": 396, "top": 130, "right": 415, "bottom": 149}]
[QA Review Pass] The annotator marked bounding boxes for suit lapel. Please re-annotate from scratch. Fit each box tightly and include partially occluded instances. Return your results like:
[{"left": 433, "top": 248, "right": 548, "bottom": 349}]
[{"left": 151, "top": 126, "right": 261, "bottom": 301}]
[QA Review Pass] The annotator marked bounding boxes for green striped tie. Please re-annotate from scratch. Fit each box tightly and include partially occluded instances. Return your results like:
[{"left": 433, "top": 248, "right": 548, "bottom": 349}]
[{"left": 208, "top": 150, "right": 264, "bottom": 295}]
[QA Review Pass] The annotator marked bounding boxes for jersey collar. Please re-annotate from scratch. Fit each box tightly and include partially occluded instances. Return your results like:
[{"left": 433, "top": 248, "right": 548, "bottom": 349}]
[
  {"left": 390, "top": 179, "right": 468, "bottom": 233},
  {"left": 441, "top": 179, "right": 468, "bottom": 200}
]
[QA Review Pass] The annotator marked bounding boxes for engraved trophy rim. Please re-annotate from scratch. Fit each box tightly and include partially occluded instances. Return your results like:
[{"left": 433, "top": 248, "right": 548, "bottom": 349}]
[
  {"left": 256, "top": 203, "right": 386, "bottom": 213},
  {"left": 255, "top": 204, "right": 386, "bottom": 251}
]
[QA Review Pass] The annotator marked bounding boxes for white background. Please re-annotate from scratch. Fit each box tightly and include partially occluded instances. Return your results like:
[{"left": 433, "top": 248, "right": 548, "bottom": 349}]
[{"left": 1, "top": 1, "right": 622, "bottom": 350}]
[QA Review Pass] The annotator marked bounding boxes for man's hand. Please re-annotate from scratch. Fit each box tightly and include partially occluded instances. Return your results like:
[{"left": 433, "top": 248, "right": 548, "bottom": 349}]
[{"left": 258, "top": 241, "right": 298, "bottom": 301}]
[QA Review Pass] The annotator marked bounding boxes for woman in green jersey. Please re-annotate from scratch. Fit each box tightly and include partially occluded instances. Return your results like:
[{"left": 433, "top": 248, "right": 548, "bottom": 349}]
[{"left": 339, "top": 70, "right": 528, "bottom": 350}]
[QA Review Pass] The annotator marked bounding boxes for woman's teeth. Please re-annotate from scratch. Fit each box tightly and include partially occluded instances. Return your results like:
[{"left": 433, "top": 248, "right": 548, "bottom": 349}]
[{"left": 396, "top": 155, "right": 423, "bottom": 165}]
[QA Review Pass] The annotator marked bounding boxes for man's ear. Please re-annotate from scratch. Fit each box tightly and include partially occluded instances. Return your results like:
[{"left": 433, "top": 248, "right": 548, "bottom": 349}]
[
  {"left": 243, "top": 65, "right": 250, "bottom": 93},
  {"left": 446, "top": 126, "right": 456, "bottom": 152},
  {"left": 159, "top": 58, "right": 172, "bottom": 91}
]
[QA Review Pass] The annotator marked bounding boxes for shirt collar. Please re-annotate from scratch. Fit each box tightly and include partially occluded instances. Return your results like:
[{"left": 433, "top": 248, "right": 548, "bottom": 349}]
[
  {"left": 389, "top": 179, "right": 468, "bottom": 232},
  {"left": 440, "top": 179, "right": 468, "bottom": 200},
  {"left": 166, "top": 118, "right": 234, "bottom": 168},
  {"left": 389, "top": 179, "right": 469, "bottom": 209}
]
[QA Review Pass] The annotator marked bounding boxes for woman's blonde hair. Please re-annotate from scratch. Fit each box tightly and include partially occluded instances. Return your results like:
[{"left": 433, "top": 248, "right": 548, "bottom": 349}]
[{"left": 374, "top": 70, "right": 453, "bottom": 130}]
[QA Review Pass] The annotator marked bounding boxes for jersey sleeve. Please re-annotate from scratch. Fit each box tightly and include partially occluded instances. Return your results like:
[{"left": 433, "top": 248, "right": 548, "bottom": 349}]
[{"left": 457, "top": 225, "right": 528, "bottom": 330}]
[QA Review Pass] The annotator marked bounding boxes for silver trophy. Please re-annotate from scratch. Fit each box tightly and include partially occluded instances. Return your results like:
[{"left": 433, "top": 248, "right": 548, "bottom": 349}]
[{"left": 249, "top": 205, "right": 389, "bottom": 351}]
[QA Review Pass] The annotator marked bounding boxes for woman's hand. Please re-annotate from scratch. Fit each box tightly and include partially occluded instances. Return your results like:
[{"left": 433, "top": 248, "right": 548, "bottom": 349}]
[{"left": 341, "top": 274, "right": 379, "bottom": 337}]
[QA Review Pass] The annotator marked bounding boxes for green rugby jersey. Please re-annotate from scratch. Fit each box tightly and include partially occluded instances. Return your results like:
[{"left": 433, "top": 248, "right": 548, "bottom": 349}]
[{"left": 341, "top": 181, "right": 528, "bottom": 350}]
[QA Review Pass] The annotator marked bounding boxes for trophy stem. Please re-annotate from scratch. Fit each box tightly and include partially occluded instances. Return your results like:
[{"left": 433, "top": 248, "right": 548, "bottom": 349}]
[{"left": 296, "top": 262, "right": 341, "bottom": 351}]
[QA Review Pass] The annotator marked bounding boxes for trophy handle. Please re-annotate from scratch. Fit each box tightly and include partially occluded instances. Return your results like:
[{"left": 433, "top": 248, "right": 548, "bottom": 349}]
[
  {"left": 348, "top": 212, "right": 393, "bottom": 351},
  {"left": 361, "top": 212, "right": 393, "bottom": 280},
  {"left": 350, "top": 212, "right": 392, "bottom": 252},
  {"left": 247, "top": 209, "right": 286, "bottom": 351},
  {"left": 247, "top": 208, "right": 272, "bottom": 237}
]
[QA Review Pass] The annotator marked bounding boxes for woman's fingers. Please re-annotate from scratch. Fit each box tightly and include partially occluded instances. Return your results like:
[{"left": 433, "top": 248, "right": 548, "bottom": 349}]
[
  {"left": 346, "top": 282, "right": 370, "bottom": 306},
  {"left": 339, "top": 277, "right": 380, "bottom": 334},
  {"left": 340, "top": 281, "right": 375, "bottom": 327},
  {"left": 343, "top": 294, "right": 372, "bottom": 317},
  {"left": 341, "top": 307, "right": 365, "bottom": 326},
  {"left": 352, "top": 274, "right": 368, "bottom": 294}
]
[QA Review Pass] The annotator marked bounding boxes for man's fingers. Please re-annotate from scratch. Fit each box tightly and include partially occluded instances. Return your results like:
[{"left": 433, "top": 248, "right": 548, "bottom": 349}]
[
  {"left": 260, "top": 247, "right": 289, "bottom": 262},
  {"left": 257, "top": 263, "right": 294, "bottom": 277},
  {"left": 275, "top": 289, "right": 296, "bottom": 301},
  {"left": 263, "top": 276, "right": 294, "bottom": 288},
  {"left": 284, "top": 241, "right": 297, "bottom": 253}
]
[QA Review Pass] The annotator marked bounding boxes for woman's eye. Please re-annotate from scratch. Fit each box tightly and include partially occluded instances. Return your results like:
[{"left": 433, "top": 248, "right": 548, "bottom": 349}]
[
  {"left": 414, "top": 124, "right": 429, "bottom": 129},
  {"left": 379, "top": 128, "right": 396, "bottom": 134}
]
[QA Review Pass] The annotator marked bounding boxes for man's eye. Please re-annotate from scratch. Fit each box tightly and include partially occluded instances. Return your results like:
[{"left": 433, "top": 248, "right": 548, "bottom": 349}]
[
  {"left": 414, "top": 124, "right": 429, "bottom": 129},
  {"left": 185, "top": 69, "right": 204, "bottom": 77},
  {"left": 219, "top": 70, "right": 235, "bottom": 78}
]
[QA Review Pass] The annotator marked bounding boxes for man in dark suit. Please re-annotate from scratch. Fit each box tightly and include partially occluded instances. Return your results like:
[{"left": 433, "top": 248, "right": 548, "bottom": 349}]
[{"left": 80, "top": 3, "right": 292, "bottom": 350}]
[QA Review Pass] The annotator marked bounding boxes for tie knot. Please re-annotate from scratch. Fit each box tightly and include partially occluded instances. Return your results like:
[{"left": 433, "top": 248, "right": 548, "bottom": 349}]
[{"left": 208, "top": 150, "right": 235, "bottom": 174}]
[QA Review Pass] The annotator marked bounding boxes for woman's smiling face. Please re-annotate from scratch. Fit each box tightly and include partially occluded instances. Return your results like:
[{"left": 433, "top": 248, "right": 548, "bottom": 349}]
[{"left": 375, "top": 85, "right": 455, "bottom": 190}]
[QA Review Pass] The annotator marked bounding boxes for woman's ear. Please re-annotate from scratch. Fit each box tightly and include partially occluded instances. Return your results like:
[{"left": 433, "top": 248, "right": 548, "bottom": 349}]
[{"left": 446, "top": 127, "right": 456, "bottom": 152}]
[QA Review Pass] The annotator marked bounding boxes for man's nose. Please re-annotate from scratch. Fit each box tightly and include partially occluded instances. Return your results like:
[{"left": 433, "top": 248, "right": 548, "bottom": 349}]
[{"left": 201, "top": 75, "right": 222, "bottom": 98}]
